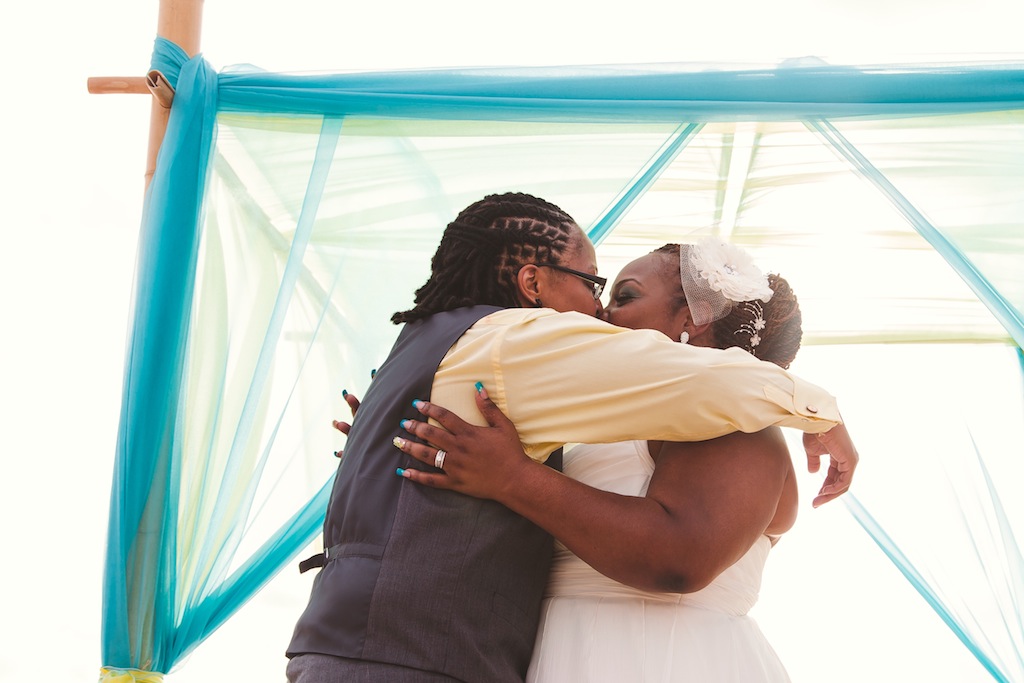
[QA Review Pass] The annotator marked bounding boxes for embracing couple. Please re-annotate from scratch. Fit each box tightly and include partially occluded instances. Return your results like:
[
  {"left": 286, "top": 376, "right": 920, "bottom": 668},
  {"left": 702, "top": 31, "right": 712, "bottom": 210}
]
[{"left": 286, "top": 192, "right": 858, "bottom": 682}]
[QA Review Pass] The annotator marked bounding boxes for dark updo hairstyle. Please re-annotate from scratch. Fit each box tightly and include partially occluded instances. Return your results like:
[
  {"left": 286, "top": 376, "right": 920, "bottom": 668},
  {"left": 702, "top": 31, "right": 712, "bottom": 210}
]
[
  {"left": 392, "top": 193, "right": 581, "bottom": 324},
  {"left": 652, "top": 244, "right": 803, "bottom": 369},
  {"left": 712, "top": 273, "right": 802, "bottom": 369}
]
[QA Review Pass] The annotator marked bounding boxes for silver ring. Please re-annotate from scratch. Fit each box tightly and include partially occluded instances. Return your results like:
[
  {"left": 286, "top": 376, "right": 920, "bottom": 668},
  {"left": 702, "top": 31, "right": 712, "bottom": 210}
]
[{"left": 434, "top": 449, "right": 447, "bottom": 470}]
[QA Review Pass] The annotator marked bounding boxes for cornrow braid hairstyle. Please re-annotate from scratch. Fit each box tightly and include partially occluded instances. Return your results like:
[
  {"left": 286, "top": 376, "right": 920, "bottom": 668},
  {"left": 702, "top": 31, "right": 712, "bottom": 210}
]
[
  {"left": 652, "top": 243, "right": 802, "bottom": 369},
  {"left": 392, "top": 193, "right": 581, "bottom": 324}
]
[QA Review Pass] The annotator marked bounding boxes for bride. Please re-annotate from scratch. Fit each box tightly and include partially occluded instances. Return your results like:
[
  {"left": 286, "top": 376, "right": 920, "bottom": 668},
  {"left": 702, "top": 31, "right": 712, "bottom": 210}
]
[{"left": 396, "top": 239, "right": 816, "bottom": 681}]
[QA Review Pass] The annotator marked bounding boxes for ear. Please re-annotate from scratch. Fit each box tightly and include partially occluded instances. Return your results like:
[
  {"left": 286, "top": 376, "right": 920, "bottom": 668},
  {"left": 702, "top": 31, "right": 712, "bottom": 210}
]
[
  {"left": 680, "top": 307, "right": 714, "bottom": 346},
  {"left": 514, "top": 264, "right": 543, "bottom": 307}
]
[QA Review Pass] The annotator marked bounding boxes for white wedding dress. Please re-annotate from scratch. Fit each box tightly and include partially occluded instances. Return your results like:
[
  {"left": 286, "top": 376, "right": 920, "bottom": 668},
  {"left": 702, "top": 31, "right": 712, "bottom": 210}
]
[{"left": 527, "top": 440, "right": 791, "bottom": 683}]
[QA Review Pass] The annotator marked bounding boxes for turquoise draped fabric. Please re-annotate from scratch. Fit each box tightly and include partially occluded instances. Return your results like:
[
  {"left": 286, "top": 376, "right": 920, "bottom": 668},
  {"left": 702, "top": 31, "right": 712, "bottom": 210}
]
[
  {"left": 215, "top": 61, "right": 1024, "bottom": 121},
  {"left": 102, "top": 40, "right": 218, "bottom": 672},
  {"left": 807, "top": 119, "right": 1024, "bottom": 346},
  {"left": 101, "top": 36, "right": 1024, "bottom": 678}
]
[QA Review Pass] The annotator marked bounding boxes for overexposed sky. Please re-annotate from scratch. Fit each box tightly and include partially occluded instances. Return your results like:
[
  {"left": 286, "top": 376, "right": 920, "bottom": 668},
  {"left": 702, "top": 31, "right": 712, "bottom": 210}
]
[{"left": 3, "top": 0, "right": 1023, "bottom": 681}]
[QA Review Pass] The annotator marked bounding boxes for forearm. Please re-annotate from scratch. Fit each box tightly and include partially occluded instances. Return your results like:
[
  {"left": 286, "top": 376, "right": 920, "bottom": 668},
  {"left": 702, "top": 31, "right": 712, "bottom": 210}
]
[
  {"left": 398, "top": 394, "right": 797, "bottom": 589},
  {"left": 496, "top": 460, "right": 725, "bottom": 593},
  {"left": 492, "top": 317, "right": 840, "bottom": 450},
  {"left": 496, "top": 430, "right": 790, "bottom": 592}
]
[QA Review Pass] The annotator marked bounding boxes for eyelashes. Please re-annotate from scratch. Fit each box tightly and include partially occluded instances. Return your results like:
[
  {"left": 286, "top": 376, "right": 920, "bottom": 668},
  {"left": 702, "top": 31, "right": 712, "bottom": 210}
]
[{"left": 612, "top": 289, "right": 638, "bottom": 305}]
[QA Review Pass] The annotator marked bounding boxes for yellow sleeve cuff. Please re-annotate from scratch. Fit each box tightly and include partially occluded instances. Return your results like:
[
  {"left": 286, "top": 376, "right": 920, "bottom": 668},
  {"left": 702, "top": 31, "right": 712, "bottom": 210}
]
[{"left": 764, "top": 377, "right": 842, "bottom": 434}]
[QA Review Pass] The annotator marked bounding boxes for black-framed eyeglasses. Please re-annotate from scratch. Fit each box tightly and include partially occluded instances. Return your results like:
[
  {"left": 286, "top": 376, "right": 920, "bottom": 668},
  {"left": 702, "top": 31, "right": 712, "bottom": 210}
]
[{"left": 536, "top": 264, "right": 607, "bottom": 300}]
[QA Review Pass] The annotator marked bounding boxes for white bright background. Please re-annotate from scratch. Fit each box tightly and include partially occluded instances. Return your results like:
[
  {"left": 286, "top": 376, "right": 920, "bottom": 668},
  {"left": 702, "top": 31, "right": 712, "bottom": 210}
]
[{"left": 3, "top": 1, "right": 1023, "bottom": 681}]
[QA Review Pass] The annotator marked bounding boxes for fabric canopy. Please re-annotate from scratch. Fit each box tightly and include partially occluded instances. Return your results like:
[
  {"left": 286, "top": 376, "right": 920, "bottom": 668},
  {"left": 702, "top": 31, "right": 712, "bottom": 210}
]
[{"left": 101, "top": 36, "right": 1024, "bottom": 680}]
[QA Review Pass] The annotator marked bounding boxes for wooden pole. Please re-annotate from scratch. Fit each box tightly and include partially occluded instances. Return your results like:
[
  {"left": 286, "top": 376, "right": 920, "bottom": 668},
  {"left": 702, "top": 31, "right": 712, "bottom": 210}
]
[
  {"left": 87, "top": 77, "right": 150, "bottom": 95},
  {"left": 145, "top": 0, "right": 204, "bottom": 189},
  {"left": 88, "top": 0, "right": 204, "bottom": 189},
  {"left": 88, "top": 73, "right": 174, "bottom": 108}
]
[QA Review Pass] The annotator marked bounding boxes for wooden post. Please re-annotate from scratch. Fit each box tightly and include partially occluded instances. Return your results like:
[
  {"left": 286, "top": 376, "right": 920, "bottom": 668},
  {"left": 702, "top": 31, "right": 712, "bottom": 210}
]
[
  {"left": 145, "top": 0, "right": 204, "bottom": 189},
  {"left": 87, "top": 77, "right": 150, "bottom": 95}
]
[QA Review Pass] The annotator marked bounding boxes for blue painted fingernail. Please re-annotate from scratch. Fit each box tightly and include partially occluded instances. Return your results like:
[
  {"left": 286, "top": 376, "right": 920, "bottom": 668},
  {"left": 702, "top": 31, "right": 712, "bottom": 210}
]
[
  {"left": 342, "top": 389, "right": 348, "bottom": 397},
  {"left": 371, "top": 369, "right": 377, "bottom": 379},
  {"left": 475, "top": 381, "right": 484, "bottom": 393},
  {"left": 396, "top": 468, "right": 405, "bottom": 476},
  {"left": 412, "top": 399, "right": 423, "bottom": 409},
  {"left": 400, "top": 419, "right": 409, "bottom": 430}
]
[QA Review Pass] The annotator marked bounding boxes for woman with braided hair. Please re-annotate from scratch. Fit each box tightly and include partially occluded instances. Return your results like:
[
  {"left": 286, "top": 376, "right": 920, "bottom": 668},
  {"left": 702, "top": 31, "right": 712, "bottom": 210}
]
[
  {"left": 394, "top": 239, "right": 817, "bottom": 682},
  {"left": 390, "top": 192, "right": 595, "bottom": 324},
  {"left": 290, "top": 189, "right": 857, "bottom": 682}
]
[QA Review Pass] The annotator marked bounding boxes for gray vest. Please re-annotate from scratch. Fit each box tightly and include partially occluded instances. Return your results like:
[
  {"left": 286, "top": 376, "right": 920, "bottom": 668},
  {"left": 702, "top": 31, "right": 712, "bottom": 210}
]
[{"left": 288, "top": 306, "right": 561, "bottom": 682}]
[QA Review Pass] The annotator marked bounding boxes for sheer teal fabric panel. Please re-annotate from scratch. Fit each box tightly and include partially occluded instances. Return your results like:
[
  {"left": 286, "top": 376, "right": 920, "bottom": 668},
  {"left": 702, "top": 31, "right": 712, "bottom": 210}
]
[
  {"left": 103, "top": 36, "right": 1024, "bottom": 679},
  {"left": 846, "top": 492, "right": 1015, "bottom": 682},
  {"left": 589, "top": 123, "right": 704, "bottom": 245},
  {"left": 216, "top": 62, "right": 1024, "bottom": 122},
  {"left": 103, "top": 38, "right": 218, "bottom": 672},
  {"left": 832, "top": 343, "right": 1024, "bottom": 681},
  {"left": 844, "top": 494, "right": 1009, "bottom": 681},
  {"left": 807, "top": 118, "right": 1024, "bottom": 348},
  {"left": 593, "top": 117, "right": 1024, "bottom": 347},
  {"left": 167, "top": 115, "right": 344, "bottom": 661}
]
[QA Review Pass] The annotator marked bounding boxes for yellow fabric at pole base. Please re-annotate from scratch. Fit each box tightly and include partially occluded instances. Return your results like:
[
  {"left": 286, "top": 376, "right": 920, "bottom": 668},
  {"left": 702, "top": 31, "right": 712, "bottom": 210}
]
[{"left": 99, "top": 667, "right": 165, "bottom": 683}]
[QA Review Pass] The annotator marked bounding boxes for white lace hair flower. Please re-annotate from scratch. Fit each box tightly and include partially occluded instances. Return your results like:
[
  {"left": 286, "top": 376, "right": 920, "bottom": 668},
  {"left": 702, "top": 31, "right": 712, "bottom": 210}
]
[
  {"left": 690, "top": 238, "right": 774, "bottom": 303},
  {"left": 680, "top": 238, "right": 773, "bottom": 326}
]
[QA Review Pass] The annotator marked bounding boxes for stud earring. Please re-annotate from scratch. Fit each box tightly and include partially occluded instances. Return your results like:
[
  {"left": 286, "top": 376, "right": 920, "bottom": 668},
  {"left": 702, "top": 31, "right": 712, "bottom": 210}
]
[{"left": 679, "top": 331, "right": 690, "bottom": 344}]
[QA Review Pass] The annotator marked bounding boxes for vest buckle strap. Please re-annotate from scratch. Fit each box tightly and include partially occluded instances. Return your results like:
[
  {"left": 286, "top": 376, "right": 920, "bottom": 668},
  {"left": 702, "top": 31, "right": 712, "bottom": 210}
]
[
  {"left": 298, "top": 543, "right": 345, "bottom": 573},
  {"left": 298, "top": 553, "right": 325, "bottom": 574}
]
